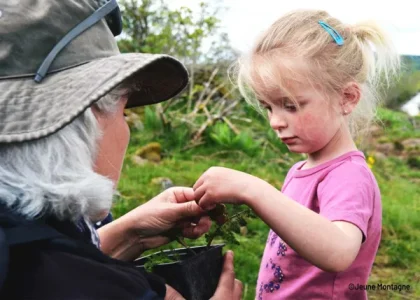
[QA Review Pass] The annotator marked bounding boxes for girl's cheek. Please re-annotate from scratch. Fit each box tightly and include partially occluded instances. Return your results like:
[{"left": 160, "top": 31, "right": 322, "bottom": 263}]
[
  {"left": 296, "top": 114, "right": 322, "bottom": 139},
  {"left": 300, "top": 112, "right": 316, "bottom": 123}
]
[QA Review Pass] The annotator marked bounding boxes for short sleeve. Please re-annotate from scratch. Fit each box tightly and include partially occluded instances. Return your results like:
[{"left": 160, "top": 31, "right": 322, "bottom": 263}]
[
  {"left": 317, "top": 162, "right": 375, "bottom": 242},
  {"left": 281, "top": 161, "right": 304, "bottom": 192}
]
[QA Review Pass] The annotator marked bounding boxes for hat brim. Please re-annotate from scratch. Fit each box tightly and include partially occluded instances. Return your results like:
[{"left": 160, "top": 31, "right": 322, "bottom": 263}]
[{"left": 0, "top": 53, "right": 189, "bottom": 143}]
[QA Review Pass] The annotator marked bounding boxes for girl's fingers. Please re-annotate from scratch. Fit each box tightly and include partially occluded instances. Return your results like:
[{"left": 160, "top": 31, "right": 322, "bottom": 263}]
[
  {"left": 193, "top": 185, "right": 206, "bottom": 204},
  {"left": 193, "top": 176, "right": 204, "bottom": 191}
]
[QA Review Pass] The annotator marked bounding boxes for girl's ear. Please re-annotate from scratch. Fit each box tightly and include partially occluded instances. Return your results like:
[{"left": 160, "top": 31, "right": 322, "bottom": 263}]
[{"left": 341, "top": 82, "right": 361, "bottom": 115}]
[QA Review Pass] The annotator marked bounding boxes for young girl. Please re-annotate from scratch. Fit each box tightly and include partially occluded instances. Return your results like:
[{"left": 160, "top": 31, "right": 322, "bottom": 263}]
[{"left": 193, "top": 9, "right": 400, "bottom": 300}]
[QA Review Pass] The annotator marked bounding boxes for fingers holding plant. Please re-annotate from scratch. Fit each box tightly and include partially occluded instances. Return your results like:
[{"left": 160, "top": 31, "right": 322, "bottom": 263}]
[
  {"left": 193, "top": 166, "right": 256, "bottom": 210},
  {"left": 207, "top": 204, "right": 228, "bottom": 225},
  {"left": 177, "top": 214, "right": 212, "bottom": 239}
]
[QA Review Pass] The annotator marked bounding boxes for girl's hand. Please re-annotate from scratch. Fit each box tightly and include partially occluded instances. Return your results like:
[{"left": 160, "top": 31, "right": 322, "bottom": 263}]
[{"left": 193, "top": 167, "right": 257, "bottom": 210}]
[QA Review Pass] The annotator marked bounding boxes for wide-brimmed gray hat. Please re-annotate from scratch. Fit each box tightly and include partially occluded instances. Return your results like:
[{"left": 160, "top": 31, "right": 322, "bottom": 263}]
[{"left": 0, "top": 0, "right": 189, "bottom": 143}]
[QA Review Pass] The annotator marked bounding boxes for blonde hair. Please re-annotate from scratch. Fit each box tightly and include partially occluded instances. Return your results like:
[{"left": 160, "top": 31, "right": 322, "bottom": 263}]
[{"left": 234, "top": 9, "right": 400, "bottom": 138}]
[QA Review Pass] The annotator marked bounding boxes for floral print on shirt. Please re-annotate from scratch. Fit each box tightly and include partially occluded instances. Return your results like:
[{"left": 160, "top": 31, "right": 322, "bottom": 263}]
[{"left": 258, "top": 230, "right": 288, "bottom": 299}]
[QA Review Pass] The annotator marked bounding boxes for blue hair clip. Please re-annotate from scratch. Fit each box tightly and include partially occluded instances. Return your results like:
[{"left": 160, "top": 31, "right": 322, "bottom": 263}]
[{"left": 318, "top": 21, "right": 344, "bottom": 46}]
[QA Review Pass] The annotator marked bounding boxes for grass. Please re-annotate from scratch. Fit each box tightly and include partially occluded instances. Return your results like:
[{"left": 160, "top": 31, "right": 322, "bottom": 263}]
[
  {"left": 368, "top": 159, "right": 420, "bottom": 299},
  {"left": 114, "top": 106, "right": 420, "bottom": 299},
  {"left": 376, "top": 108, "right": 420, "bottom": 142}
]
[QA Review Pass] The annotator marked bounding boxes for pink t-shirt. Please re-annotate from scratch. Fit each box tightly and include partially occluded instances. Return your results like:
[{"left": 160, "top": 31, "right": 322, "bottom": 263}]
[{"left": 256, "top": 151, "right": 382, "bottom": 300}]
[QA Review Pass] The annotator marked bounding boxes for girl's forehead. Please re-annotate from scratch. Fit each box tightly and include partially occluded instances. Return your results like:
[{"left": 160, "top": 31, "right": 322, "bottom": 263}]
[
  {"left": 250, "top": 55, "right": 314, "bottom": 101},
  {"left": 253, "top": 78, "right": 308, "bottom": 104}
]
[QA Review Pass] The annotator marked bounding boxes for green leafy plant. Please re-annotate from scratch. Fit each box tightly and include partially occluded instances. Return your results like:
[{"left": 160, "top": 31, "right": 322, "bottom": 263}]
[
  {"left": 144, "top": 106, "right": 163, "bottom": 131},
  {"left": 143, "top": 250, "right": 181, "bottom": 272},
  {"left": 209, "top": 123, "right": 260, "bottom": 156},
  {"left": 142, "top": 204, "right": 253, "bottom": 271},
  {"left": 205, "top": 204, "right": 253, "bottom": 247},
  {"left": 209, "top": 122, "right": 235, "bottom": 147},
  {"left": 407, "top": 156, "right": 420, "bottom": 169}
]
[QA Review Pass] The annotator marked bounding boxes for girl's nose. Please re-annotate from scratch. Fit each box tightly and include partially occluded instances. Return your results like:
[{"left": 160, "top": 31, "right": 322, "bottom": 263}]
[{"left": 269, "top": 112, "right": 288, "bottom": 131}]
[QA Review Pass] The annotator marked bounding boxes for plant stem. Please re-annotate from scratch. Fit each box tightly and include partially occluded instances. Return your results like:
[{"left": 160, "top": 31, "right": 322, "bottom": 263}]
[
  {"left": 206, "top": 209, "right": 251, "bottom": 248},
  {"left": 206, "top": 227, "right": 221, "bottom": 248},
  {"left": 176, "top": 236, "right": 196, "bottom": 255},
  {"left": 228, "top": 209, "right": 251, "bottom": 221}
]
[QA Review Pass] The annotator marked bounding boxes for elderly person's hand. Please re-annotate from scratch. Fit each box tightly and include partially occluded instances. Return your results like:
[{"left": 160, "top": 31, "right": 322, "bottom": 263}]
[
  {"left": 98, "top": 187, "right": 211, "bottom": 261},
  {"left": 164, "top": 251, "right": 243, "bottom": 300}
]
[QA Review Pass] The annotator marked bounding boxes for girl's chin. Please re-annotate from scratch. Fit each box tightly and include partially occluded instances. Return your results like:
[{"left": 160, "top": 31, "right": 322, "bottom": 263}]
[{"left": 285, "top": 145, "right": 307, "bottom": 153}]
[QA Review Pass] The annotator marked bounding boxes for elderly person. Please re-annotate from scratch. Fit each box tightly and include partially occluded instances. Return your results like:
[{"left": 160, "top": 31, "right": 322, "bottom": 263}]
[{"left": 0, "top": 1, "right": 242, "bottom": 299}]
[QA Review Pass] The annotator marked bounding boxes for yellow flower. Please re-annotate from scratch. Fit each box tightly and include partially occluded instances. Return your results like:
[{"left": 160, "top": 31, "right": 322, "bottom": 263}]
[{"left": 367, "top": 156, "right": 375, "bottom": 169}]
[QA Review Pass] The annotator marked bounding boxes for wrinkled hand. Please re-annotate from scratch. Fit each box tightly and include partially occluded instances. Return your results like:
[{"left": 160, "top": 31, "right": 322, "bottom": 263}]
[
  {"left": 211, "top": 251, "right": 243, "bottom": 300},
  {"left": 193, "top": 166, "right": 257, "bottom": 210},
  {"left": 165, "top": 285, "right": 185, "bottom": 300},
  {"left": 165, "top": 251, "right": 243, "bottom": 300},
  {"left": 122, "top": 187, "right": 211, "bottom": 251}
]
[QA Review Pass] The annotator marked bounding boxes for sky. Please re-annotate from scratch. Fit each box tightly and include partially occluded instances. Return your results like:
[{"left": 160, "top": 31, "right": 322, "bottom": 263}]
[{"left": 168, "top": 0, "right": 420, "bottom": 56}]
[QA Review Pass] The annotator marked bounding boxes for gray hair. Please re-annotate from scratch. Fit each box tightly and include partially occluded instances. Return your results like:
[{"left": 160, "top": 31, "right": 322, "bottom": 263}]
[{"left": 0, "top": 89, "right": 125, "bottom": 222}]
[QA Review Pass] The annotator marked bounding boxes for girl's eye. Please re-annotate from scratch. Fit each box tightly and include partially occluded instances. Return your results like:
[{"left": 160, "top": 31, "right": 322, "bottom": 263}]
[
  {"left": 285, "top": 105, "right": 297, "bottom": 111},
  {"left": 283, "top": 101, "right": 297, "bottom": 111}
]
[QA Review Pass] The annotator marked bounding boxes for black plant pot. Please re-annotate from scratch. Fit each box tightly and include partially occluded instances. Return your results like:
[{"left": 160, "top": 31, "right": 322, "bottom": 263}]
[{"left": 134, "top": 244, "right": 224, "bottom": 300}]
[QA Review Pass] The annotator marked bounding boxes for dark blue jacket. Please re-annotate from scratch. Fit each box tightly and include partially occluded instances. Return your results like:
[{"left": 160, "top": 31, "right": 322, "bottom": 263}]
[{"left": 0, "top": 204, "right": 165, "bottom": 299}]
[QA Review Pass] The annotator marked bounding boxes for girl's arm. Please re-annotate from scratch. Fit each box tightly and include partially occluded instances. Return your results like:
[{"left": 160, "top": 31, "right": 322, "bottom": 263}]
[{"left": 245, "top": 177, "right": 363, "bottom": 273}]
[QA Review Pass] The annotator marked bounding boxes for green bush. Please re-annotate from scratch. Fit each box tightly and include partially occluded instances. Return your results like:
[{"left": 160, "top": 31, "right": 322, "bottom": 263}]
[
  {"left": 208, "top": 122, "right": 260, "bottom": 156},
  {"left": 144, "top": 106, "right": 163, "bottom": 131},
  {"left": 407, "top": 156, "right": 420, "bottom": 169}
]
